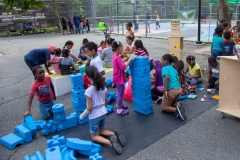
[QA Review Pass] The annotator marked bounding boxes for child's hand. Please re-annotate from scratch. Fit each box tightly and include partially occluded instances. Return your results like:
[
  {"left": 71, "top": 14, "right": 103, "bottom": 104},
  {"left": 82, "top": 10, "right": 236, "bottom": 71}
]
[
  {"left": 23, "top": 110, "right": 31, "bottom": 118},
  {"left": 214, "top": 80, "right": 219, "bottom": 86},
  {"left": 206, "top": 82, "right": 210, "bottom": 89},
  {"left": 164, "top": 91, "right": 168, "bottom": 99},
  {"left": 53, "top": 96, "right": 56, "bottom": 101},
  {"left": 129, "top": 57, "right": 136, "bottom": 61},
  {"left": 48, "top": 71, "right": 53, "bottom": 75},
  {"left": 188, "top": 76, "right": 192, "bottom": 80}
]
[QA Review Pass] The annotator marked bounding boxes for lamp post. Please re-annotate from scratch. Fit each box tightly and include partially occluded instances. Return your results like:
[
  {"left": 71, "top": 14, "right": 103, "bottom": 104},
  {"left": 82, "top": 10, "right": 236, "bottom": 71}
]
[{"left": 196, "top": 0, "right": 202, "bottom": 44}]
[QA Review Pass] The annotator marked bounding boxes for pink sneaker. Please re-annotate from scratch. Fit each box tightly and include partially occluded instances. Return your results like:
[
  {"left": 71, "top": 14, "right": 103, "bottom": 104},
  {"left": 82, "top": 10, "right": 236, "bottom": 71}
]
[{"left": 116, "top": 109, "right": 129, "bottom": 115}]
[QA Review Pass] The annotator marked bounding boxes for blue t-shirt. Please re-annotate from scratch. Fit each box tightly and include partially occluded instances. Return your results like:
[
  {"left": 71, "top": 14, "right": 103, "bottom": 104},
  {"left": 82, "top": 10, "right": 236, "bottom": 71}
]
[
  {"left": 78, "top": 46, "right": 85, "bottom": 58},
  {"left": 162, "top": 65, "right": 180, "bottom": 90},
  {"left": 212, "top": 36, "right": 224, "bottom": 52},
  {"left": 73, "top": 14, "right": 80, "bottom": 24},
  {"left": 222, "top": 40, "right": 235, "bottom": 56},
  {"left": 24, "top": 48, "right": 50, "bottom": 65}
]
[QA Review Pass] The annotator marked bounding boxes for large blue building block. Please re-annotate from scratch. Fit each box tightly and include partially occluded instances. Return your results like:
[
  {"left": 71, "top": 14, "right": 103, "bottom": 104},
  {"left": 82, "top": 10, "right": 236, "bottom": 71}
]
[
  {"left": 89, "top": 153, "right": 103, "bottom": 160},
  {"left": 132, "top": 90, "right": 151, "bottom": 97},
  {"left": 24, "top": 115, "right": 37, "bottom": 137},
  {"left": 47, "top": 135, "right": 65, "bottom": 148},
  {"left": 61, "top": 146, "right": 77, "bottom": 160},
  {"left": 106, "top": 105, "right": 113, "bottom": 114},
  {"left": 73, "top": 85, "right": 84, "bottom": 91},
  {"left": 72, "top": 100, "right": 86, "bottom": 109},
  {"left": 45, "top": 146, "right": 62, "bottom": 160},
  {"left": 134, "top": 106, "right": 153, "bottom": 115},
  {"left": 42, "top": 120, "right": 58, "bottom": 136},
  {"left": 71, "top": 89, "right": 85, "bottom": 97},
  {"left": 34, "top": 120, "right": 46, "bottom": 130},
  {"left": 132, "top": 79, "right": 151, "bottom": 87},
  {"left": 131, "top": 66, "right": 150, "bottom": 73},
  {"left": 0, "top": 133, "right": 24, "bottom": 150},
  {"left": 57, "top": 114, "right": 78, "bottom": 132},
  {"left": 133, "top": 94, "right": 151, "bottom": 102},
  {"left": 135, "top": 56, "right": 149, "bottom": 63},
  {"left": 131, "top": 70, "right": 150, "bottom": 78},
  {"left": 71, "top": 80, "right": 84, "bottom": 89},
  {"left": 105, "top": 79, "right": 112, "bottom": 87},
  {"left": 52, "top": 104, "right": 66, "bottom": 121},
  {"left": 72, "top": 94, "right": 86, "bottom": 102},
  {"left": 132, "top": 75, "right": 151, "bottom": 83},
  {"left": 77, "top": 143, "right": 101, "bottom": 156},
  {"left": 133, "top": 98, "right": 152, "bottom": 107},
  {"left": 72, "top": 103, "right": 86, "bottom": 112},
  {"left": 177, "top": 95, "right": 188, "bottom": 101},
  {"left": 70, "top": 73, "right": 83, "bottom": 82},
  {"left": 66, "top": 138, "right": 92, "bottom": 150},
  {"left": 24, "top": 151, "right": 46, "bottom": 160},
  {"left": 70, "top": 112, "right": 89, "bottom": 125},
  {"left": 14, "top": 124, "right": 32, "bottom": 143},
  {"left": 107, "top": 92, "right": 116, "bottom": 102},
  {"left": 132, "top": 84, "right": 151, "bottom": 92}
]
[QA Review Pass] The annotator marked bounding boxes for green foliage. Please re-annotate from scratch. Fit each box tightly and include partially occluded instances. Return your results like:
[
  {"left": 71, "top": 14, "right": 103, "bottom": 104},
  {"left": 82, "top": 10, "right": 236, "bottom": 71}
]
[
  {"left": 2, "top": 0, "right": 45, "bottom": 13},
  {"left": 71, "top": 0, "right": 84, "bottom": 17}
]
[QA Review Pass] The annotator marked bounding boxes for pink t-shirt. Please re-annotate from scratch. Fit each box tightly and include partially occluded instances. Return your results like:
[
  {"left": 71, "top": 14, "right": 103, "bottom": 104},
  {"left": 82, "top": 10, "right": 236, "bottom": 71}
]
[
  {"left": 112, "top": 55, "right": 126, "bottom": 85},
  {"left": 51, "top": 56, "right": 61, "bottom": 74},
  {"left": 97, "top": 46, "right": 103, "bottom": 54}
]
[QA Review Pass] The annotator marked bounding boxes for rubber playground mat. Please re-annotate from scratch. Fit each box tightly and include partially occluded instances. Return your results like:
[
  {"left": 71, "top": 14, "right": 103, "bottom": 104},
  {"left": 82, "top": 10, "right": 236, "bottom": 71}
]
[{"left": 47, "top": 88, "right": 218, "bottom": 160}]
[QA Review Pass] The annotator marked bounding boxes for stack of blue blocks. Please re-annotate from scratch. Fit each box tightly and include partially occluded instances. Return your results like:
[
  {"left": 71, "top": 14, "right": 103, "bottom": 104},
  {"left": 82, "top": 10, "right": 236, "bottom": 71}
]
[
  {"left": 70, "top": 74, "right": 89, "bottom": 124},
  {"left": 130, "top": 56, "right": 153, "bottom": 115}
]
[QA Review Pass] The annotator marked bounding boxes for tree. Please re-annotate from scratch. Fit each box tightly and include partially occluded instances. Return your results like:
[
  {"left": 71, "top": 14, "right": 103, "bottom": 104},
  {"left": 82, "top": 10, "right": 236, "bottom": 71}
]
[
  {"left": 71, "top": 0, "right": 84, "bottom": 17},
  {"left": 218, "top": 0, "right": 230, "bottom": 24},
  {"left": 51, "top": 0, "right": 62, "bottom": 32}
]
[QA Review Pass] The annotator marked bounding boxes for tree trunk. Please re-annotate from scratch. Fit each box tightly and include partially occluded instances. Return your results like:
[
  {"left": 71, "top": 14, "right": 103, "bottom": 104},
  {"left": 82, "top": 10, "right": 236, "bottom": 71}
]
[
  {"left": 52, "top": 0, "right": 61, "bottom": 32},
  {"left": 218, "top": 0, "right": 230, "bottom": 24}
]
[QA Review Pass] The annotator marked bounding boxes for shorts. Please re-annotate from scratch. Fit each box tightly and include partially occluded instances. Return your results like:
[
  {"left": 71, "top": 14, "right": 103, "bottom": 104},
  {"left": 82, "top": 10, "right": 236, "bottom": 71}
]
[
  {"left": 38, "top": 99, "right": 55, "bottom": 119},
  {"left": 62, "top": 25, "right": 67, "bottom": 30},
  {"left": 89, "top": 115, "right": 106, "bottom": 134},
  {"left": 161, "top": 88, "right": 181, "bottom": 110}
]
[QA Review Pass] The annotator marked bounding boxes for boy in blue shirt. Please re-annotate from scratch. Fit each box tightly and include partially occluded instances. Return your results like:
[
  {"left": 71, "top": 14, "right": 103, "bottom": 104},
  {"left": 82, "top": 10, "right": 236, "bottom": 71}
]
[
  {"left": 222, "top": 31, "right": 235, "bottom": 56},
  {"left": 161, "top": 54, "right": 186, "bottom": 121}
]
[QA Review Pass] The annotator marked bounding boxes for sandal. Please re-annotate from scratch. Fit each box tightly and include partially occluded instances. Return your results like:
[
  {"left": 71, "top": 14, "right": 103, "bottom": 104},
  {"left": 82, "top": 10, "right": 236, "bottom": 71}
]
[
  {"left": 114, "top": 130, "right": 127, "bottom": 147},
  {"left": 109, "top": 136, "right": 123, "bottom": 154},
  {"left": 116, "top": 109, "right": 129, "bottom": 115},
  {"left": 121, "top": 104, "right": 128, "bottom": 109}
]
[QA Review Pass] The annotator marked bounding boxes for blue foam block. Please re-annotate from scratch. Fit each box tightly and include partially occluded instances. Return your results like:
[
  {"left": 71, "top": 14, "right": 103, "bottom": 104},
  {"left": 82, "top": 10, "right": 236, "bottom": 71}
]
[
  {"left": 133, "top": 94, "right": 152, "bottom": 102},
  {"left": 71, "top": 89, "right": 85, "bottom": 97},
  {"left": 72, "top": 103, "right": 86, "bottom": 112},
  {"left": 105, "top": 79, "right": 112, "bottom": 87},
  {"left": 45, "top": 146, "right": 62, "bottom": 160},
  {"left": 66, "top": 138, "right": 92, "bottom": 150},
  {"left": 135, "top": 56, "right": 149, "bottom": 63},
  {"left": 78, "top": 143, "right": 101, "bottom": 156},
  {"left": 107, "top": 92, "right": 116, "bottom": 101},
  {"left": 14, "top": 124, "right": 32, "bottom": 143},
  {"left": 71, "top": 80, "right": 84, "bottom": 88},
  {"left": 73, "top": 85, "right": 84, "bottom": 91},
  {"left": 130, "top": 60, "right": 150, "bottom": 68},
  {"left": 72, "top": 95, "right": 86, "bottom": 102},
  {"left": 133, "top": 102, "right": 153, "bottom": 111},
  {"left": 61, "top": 146, "right": 77, "bottom": 160},
  {"left": 72, "top": 100, "right": 86, "bottom": 108},
  {"left": 131, "top": 66, "right": 150, "bottom": 73},
  {"left": 132, "top": 90, "right": 151, "bottom": 97},
  {"left": 57, "top": 115, "right": 78, "bottom": 132},
  {"left": 132, "top": 79, "right": 151, "bottom": 87},
  {"left": 48, "top": 120, "right": 58, "bottom": 133},
  {"left": 131, "top": 70, "right": 150, "bottom": 78},
  {"left": 47, "top": 135, "right": 65, "bottom": 148},
  {"left": 132, "top": 75, "right": 151, "bottom": 82},
  {"left": 24, "top": 115, "right": 37, "bottom": 137},
  {"left": 106, "top": 105, "right": 113, "bottom": 114},
  {"left": 89, "top": 153, "right": 103, "bottom": 160},
  {"left": 34, "top": 120, "right": 46, "bottom": 130},
  {"left": 134, "top": 106, "right": 153, "bottom": 115},
  {"left": 177, "top": 95, "right": 189, "bottom": 101},
  {"left": 42, "top": 123, "right": 51, "bottom": 136},
  {"left": 52, "top": 104, "right": 66, "bottom": 121},
  {"left": 71, "top": 112, "right": 89, "bottom": 125},
  {"left": 133, "top": 98, "right": 152, "bottom": 106},
  {"left": 70, "top": 73, "right": 83, "bottom": 82},
  {"left": 112, "top": 83, "right": 116, "bottom": 88},
  {"left": 0, "top": 133, "right": 24, "bottom": 150},
  {"left": 132, "top": 84, "right": 151, "bottom": 92},
  {"left": 24, "top": 151, "right": 46, "bottom": 160}
]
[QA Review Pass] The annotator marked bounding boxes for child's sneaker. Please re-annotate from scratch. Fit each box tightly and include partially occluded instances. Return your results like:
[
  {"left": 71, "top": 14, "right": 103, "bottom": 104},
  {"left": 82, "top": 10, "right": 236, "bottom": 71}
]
[
  {"left": 176, "top": 104, "right": 186, "bottom": 121},
  {"left": 109, "top": 136, "right": 123, "bottom": 154},
  {"left": 114, "top": 130, "right": 127, "bottom": 147},
  {"left": 178, "top": 101, "right": 185, "bottom": 113},
  {"left": 116, "top": 109, "right": 129, "bottom": 115},
  {"left": 156, "top": 96, "right": 163, "bottom": 104}
]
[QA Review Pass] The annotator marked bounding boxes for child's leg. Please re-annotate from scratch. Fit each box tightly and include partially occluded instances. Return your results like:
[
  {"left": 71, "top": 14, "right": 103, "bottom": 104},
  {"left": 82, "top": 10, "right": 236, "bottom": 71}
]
[
  {"left": 38, "top": 100, "right": 53, "bottom": 119},
  {"left": 151, "top": 87, "right": 163, "bottom": 100},
  {"left": 116, "top": 84, "right": 124, "bottom": 108},
  {"left": 161, "top": 88, "right": 181, "bottom": 113},
  {"left": 209, "top": 76, "right": 219, "bottom": 88}
]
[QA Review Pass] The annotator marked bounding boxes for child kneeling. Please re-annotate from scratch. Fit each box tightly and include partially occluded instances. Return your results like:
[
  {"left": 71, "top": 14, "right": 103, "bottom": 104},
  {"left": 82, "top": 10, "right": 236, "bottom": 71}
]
[
  {"left": 161, "top": 54, "right": 186, "bottom": 121},
  {"left": 206, "top": 56, "right": 220, "bottom": 90},
  {"left": 80, "top": 66, "right": 126, "bottom": 154}
]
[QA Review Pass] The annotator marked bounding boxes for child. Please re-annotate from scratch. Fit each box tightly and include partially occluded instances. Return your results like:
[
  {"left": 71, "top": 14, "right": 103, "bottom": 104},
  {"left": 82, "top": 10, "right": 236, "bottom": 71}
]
[
  {"left": 175, "top": 60, "right": 189, "bottom": 95},
  {"left": 85, "top": 42, "right": 105, "bottom": 76},
  {"left": 222, "top": 30, "right": 235, "bottom": 56},
  {"left": 206, "top": 56, "right": 220, "bottom": 90},
  {"left": 86, "top": 19, "right": 90, "bottom": 32},
  {"left": 151, "top": 60, "right": 163, "bottom": 104},
  {"left": 161, "top": 54, "right": 186, "bottom": 121},
  {"left": 172, "top": 56, "right": 178, "bottom": 68},
  {"left": 134, "top": 40, "right": 153, "bottom": 70},
  {"left": 78, "top": 38, "right": 89, "bottom": 61},
  {"left": 232, "top": 26, "right": 239, "bottom": 44},
  {"left": 123, "top": 36, "right": 136, "bottom": 57},
  {"left": 126, "top": 22, "right": 134, "bottom": 37},
  {"left": 212, "top": 25, "right": 224, "bottom": 59},
  {"left": 68, "top": 18, "right": 74, "bottom": 34},
  {"left": 102, "top": 38, "right": 115, "bottom": 68},
  {"left": 80, "top": 66, "right": 126, "bottom": 154},
  {"left": 156, "top": 13, "right": 160, "bottom": 30},
  {"left": 105, "top": 34, "right": 111, "bottom": 46},
  {"left": 59, "top": 49, "right": 78, "bottom": 75},
  {"left": 63, "top": 40, "right": 81, "bottom": 61},
  {"left": 23, "top": 65, "right": 56, "bottom": 119},
  {"left": 61, "top": 17, "right": 69, "bottom": 35},
  {"left": 185, "top": 55, "right": 202, "bottom": 86},
  {"left": 50, "top": 48, "right": 62, "bottom": 74},
  {"left": 97, "top": 40, "right": 107, "bottom": 54},
  {"left": 222, "top": 22, "right": 235, "bottom": 36},
  {"left": 82, "top": 18, "right": 88, "bottom": 34},
  {"left": 112, "top": 41, "right": 135, "bottom": 115}
]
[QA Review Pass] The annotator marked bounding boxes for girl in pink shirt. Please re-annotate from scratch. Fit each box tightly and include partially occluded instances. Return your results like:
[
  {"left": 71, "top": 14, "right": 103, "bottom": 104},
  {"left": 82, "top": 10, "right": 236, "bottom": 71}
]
[
  {"left": 97, "top": 40, "right": 106, "bottom": 54},
  {"left": 112, "top": 41, "right": 135, "bottom": 115},
  {"left": 50, "top": 48, "right": 62, "bottom": 74}
]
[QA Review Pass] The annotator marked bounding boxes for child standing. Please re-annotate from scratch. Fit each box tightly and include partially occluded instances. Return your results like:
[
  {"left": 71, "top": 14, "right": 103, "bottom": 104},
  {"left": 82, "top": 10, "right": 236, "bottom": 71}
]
[
  {"left": 61, "top": 17, "right": 69, "bottom": 35},
  {"left": 60, "top": 49, "right": 78, "bottom": 75},
  {"left": 102, "top": 38, "right": 115, "bottom": 68},
  {"left": 68, "top": 18, "right": 74, "bottom": 34},
  {"left": 123, "top": 36, "right": 136, "bottom": 57},
  {"left": 78, "top": 38, "right": 89, "bottom": 61},
  {"left": 232, "top": 26, "right": 239, "bottom": 44},
  {"left": 212, "top": 25, "right": 224, "bottom": 59},
  {"left": 185, "top": 55, "right": 202, "bottom": 86},
  {"left": 98, "top": 41, "right": 107, "bottom": 54},
  {"left": 112, "top": 41, "right": 135, "bottom": 115},
  {"left": 175, "top": 60, "right": 189, "bottom": 95},
  {"left": 151, "top": 60, "right": 163, "bottom": 104},
  {"left": 50, "top": 48, "right": 62, "bottom": 74},
  {"left": 23, "top": 66, "right": 56, "bottom": 119},
  {"left": 80, "top": 66, "right": 126, "bottom": 154},
  {"left": 85, "top": 42, "right": 105, "bottom": 75},
  {"left": 206, "top": 56, "right": 220, "bottom": 90},
  {"left": 126, "top": 22, "right": 134, "bottom": 37},
  {"left": 86, "top": 19, "right": 90, "bottom": 32},
  {"left": 222, "top": 30, "right": 235, "bottom": 56},
  {"left": 161, "top": 54, "right": 186, "bottom": 121}
]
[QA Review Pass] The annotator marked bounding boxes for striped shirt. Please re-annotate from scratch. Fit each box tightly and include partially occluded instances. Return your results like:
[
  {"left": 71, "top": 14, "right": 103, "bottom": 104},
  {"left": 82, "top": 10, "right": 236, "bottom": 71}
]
[
  {"left": 134, "top": 48, "right": 153, "bottom": 61},
  {"left": 61, "top": 57, "right": 74, "bottom": 65}
]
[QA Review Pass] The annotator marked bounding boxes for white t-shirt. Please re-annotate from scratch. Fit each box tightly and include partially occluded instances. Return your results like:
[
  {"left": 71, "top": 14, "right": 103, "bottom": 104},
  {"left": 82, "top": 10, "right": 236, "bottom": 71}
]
[
  {"left": 90, "top": 56, "right": 104, "bottom": 72},
  {"left": 85, "top": 86, "right": 107, "bottom": 119},
  {"left": 127, "top": 41, "right": 135, "bottom": 54}
]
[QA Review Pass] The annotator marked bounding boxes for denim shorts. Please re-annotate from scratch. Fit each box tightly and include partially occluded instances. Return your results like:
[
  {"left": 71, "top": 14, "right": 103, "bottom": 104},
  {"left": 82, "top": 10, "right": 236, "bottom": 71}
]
[
  {"left": 89, "top": 115, "right": 106, "bottom": 134},
  {"left": 211, "top": 49, "right": 222, "bottom": 60},
  {"left": 38, "top": 99, "right": 54, "bottom": 119}
]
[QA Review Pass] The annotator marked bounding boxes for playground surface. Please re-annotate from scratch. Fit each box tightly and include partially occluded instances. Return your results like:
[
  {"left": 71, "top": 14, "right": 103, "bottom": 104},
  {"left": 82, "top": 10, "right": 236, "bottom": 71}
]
[{"left": 0, "top": 32, "right": 240, "bottom": 160}]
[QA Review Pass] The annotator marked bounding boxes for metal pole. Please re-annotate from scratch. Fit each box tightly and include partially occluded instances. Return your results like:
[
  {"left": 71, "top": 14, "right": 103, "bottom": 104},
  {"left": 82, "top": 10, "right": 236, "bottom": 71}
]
[
  {"left": 177, "top": 0, "right": 179, "bottom": 11},
  {"left": 117, "top": 0, "right": 119, "bottom": 34},
  {"left": 122, "top": 2, "right": 124, "bottom": 35},
  {"left": 145, "top": 0, "right": 147, "bottom": 37},
  {"left": 196, "top": 0, "right": 202, "bottom": 44},
  {"left": 67, "top": 0, "right": 70, "bottom": 18},
  {"left": 236, "top": 3, "right": 238, "bottom": 20},
  {"left": 188, "top": 0, "right": 189, "bottom": 11}
]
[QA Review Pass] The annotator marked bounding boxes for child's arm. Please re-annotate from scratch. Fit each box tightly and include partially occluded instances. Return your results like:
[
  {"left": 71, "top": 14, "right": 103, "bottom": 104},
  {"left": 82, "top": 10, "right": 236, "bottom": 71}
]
[
  {"left": 206, "top": 70, "right": 211, "bottom": 88},
  {"left": 71, "top": 54, "right": 80, "bottom": 61},
  {"left": 185, "top": 66, "right": 189, "bottom": 74},
  {"left": 123, "top": 46, "right": 136, "bottom": 55},
  {"left": 23, "top": 93, "right": 34, "bottom": 117},
  {"left": 44, "top": 62, "right": 52, "bottom": 75},
  {"left": 50, "top": 80, "right": 56, "bottom": 101},
  {"left": 105, "top": 92, "right": 108, "bottom": 106},
  {"left": 189, "top": 69, "right": 201, "bottom": 78},
  {"left": 163, "top": 75, "right": 169, "bottom": 99},
  {"left": 81, "top": 49, "right": 87, "bottom": 57},
  {"left": 102, "top": 52, "right": 105, "bottom": 61},
  {"left": 124, "top": 57, "right": 135, "bottom": 69},
  {"left": 80, "top": 96, "right": 92, "bottom": 120}
]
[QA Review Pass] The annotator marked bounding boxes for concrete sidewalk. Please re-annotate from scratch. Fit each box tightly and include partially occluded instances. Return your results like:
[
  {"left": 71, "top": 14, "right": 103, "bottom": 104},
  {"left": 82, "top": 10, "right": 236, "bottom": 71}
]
[{"left": 0, "top": 32, "right": 239, "bottom": 160}]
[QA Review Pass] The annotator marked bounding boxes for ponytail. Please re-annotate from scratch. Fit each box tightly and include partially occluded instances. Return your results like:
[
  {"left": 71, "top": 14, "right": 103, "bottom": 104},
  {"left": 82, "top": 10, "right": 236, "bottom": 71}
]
[{"left": 85, "top": 66, "right": 105, "bottom": 90}]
